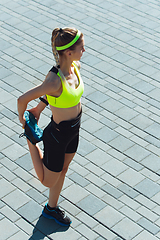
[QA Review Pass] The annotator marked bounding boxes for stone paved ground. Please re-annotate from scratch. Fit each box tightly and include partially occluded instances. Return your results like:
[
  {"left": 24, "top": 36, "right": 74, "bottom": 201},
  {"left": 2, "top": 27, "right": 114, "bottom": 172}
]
[{"left": 0, "top": 0, "right": 160, "bottom": 239}]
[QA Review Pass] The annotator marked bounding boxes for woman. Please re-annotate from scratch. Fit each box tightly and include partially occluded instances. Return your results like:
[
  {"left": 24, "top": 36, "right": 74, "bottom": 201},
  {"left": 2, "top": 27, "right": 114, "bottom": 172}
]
[{"left": 17, "top": 27, "right": 85, "bottom": 226}]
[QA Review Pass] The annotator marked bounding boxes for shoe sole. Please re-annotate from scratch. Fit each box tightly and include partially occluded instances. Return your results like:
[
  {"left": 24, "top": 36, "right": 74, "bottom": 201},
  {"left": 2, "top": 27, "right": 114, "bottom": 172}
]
[
  {"left": 24, "top": 111, "right": 43, "bottom": 142},
  {"left": 42, "top": 211, "right": 72, "bottom": 226}
]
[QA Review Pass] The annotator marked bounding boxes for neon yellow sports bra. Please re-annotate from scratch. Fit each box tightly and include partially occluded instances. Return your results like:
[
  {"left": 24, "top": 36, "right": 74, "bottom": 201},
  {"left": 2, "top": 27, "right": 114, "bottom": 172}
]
[{"left": 46, "top": 62, "right": 84, "bottom": 108}]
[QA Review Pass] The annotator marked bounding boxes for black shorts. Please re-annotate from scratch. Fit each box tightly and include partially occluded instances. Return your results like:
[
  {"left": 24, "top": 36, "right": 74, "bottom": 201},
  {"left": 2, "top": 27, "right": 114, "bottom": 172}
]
[{"left": 42, "top": 110, "right": 82, "bottom": 172}]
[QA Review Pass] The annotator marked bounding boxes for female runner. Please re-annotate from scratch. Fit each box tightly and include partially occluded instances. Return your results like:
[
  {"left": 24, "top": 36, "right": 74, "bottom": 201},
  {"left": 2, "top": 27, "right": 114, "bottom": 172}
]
[{"left": 17, "top": 27, "right": 85, "bottom": 226}]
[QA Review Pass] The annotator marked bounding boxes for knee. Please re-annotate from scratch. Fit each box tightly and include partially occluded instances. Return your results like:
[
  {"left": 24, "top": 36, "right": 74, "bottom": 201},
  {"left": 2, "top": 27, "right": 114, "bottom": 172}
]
[
  {"left": 41, "top": 179, "right": 56, "bottom": 188},
  {"left": 41, "top": 179, "right": 51, "bottom": 188}
]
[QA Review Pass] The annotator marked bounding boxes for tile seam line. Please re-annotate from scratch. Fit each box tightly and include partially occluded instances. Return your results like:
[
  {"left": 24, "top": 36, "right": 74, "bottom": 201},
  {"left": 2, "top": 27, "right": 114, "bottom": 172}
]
[
  {"left": 1, "top": 129, "right": 160, "bottom": 219},
  {"left": 1, "top": 199, "right": 53, "bottom": 240},
  {"left": 68, "top": 155, "right": 160, "bottom": 218},
  {"left": 79, "top": 125, "right": 160, "bottom": 178},
  {"left": 1, "top": 199, "right": 96, "bottom": 240},
  {"left": 1, "top": 1, "right": 160, "bottom": 50},
  {"left": 1, "top": 146, "right": 156, "bottom": 237},
  {"left": 1, "top": 162, "right": 159, "bottom": 238},
  {"left": 81, "top": 104, "right": 160, "bottom": 154},
  {"left": 2, "top": 7, "right": 160, "bottom": 51},
  {"left": 29, "top": 0, "right": 160, "bottom": 33},
  {"left": 0, "top": 161, "right": 48, "bottom": 198},
  {"left": 61, "top": 195, "right": 126, "bottom": 240},
  {"left": 75, "top": 157, "right": 160, "bottom": 209},
  {"left": 0, "top": 169, "right": 116, "bottom": 239},
  {"left": 67, "top": 174, "right": 160, "bottom": 223},
  {"left": 2, "top": 23, "right": 160, "bottom": 93},
  {"left": 81, "top": 64, "right": 160, "bottom": 112}
]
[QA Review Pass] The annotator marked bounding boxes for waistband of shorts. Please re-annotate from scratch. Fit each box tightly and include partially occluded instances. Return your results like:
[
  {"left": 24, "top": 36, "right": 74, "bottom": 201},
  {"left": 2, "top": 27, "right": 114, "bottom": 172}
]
[{"left": 51, "top": 109, "right": 82, "bottom": 131}]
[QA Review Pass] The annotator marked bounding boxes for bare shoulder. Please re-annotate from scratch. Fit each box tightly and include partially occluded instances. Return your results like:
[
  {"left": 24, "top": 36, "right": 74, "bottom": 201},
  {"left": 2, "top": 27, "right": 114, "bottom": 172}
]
[
  {"left": 42, "top": 71, "right": 61, "bottom": 94},
  {"left": 74, "top": 61, "right": 81, "bottom": 70}
]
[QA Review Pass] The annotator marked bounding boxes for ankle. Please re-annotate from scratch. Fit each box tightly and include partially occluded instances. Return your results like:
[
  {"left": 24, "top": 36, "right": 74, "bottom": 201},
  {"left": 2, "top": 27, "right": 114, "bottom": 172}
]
[{"left": 47, "top": 203, "right": 57, "bottom": 210}]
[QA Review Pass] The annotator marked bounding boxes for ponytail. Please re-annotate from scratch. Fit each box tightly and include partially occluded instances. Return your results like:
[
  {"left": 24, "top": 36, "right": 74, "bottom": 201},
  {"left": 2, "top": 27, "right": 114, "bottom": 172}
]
[{"left": 51, "top": 28, "right": 60, "bottom": 67}]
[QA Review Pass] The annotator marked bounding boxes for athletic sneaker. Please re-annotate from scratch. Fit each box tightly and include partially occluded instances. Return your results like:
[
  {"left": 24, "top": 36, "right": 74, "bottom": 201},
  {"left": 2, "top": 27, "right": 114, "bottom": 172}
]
[
  {"left": 42, "top": 204, "right": 72, "bottom": 226},
  {"left": 19, "top": 111, "right": 43, "bottom": 145}
]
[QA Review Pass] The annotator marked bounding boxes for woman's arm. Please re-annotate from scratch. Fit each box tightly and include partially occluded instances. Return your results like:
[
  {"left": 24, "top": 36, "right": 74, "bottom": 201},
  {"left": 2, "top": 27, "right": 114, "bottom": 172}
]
[
  {"left": 27, "top": 96, "right": 48, "bottom": 124},
  {"left": 17, "top": 73, "right": 60, "bottom": 127}
]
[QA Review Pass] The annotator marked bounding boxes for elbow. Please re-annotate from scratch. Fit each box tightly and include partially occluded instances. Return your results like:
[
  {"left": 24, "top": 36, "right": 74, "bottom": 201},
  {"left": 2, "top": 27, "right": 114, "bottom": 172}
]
[
  {"left": 17, "top": 96, "right": 23, "bottom": 103},
  {"left": 17, "top": 95, "right": 26, "bottom": 107},
  {"left": 17, "top": 96, "right": 22, "bottom": 105}
]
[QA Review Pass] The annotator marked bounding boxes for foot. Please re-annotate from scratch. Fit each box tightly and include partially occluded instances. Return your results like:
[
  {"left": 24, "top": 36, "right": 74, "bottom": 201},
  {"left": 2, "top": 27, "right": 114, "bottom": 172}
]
[
  {"left": 42, "top": 204, "right": 72, "bottom": 226},
  {"left": 19, "top": 111, "right": 43, "bottom": 145}
]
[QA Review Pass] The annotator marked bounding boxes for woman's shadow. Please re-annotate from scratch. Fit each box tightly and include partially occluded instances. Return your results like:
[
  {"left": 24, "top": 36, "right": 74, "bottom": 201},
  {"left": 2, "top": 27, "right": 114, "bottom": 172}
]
[{"left": 28, "top": 214, "right": 70, "bottom": 239}]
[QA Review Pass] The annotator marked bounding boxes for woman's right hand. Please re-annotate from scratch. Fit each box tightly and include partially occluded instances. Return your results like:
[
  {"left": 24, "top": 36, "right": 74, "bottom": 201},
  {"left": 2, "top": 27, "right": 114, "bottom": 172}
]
[{"left": 19, "top": 115, "right": 26, "bottom": 129}]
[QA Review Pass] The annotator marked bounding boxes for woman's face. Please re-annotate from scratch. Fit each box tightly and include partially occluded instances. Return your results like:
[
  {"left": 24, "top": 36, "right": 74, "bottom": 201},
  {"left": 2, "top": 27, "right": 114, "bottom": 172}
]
[{"left": 72, "top": 37, "right": 85, "bottom": 61}]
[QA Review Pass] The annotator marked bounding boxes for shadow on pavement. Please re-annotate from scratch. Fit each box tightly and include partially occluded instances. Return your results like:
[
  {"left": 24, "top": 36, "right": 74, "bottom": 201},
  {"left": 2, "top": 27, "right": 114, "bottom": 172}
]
[{"left": 29, "top": 215, "right": 70, "bottom": 239}]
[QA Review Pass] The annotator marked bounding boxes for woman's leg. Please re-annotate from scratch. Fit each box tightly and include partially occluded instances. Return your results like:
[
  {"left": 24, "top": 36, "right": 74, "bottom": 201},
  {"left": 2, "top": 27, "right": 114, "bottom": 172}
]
[
  {"left": 27, "top": 139, "right": 44, "bottom": 182},
  {"left": 27, "top": 139, "right": 61, "bottom": 187},
  {"left": 48, "top": 153, "right": 75, "bottom": 208}
]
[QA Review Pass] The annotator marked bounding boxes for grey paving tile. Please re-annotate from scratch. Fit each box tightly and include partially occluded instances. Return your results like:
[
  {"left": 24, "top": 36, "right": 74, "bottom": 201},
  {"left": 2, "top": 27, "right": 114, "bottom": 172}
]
[
  {"left": 0, "top": 166, "right": 16, "bottom": 181},
  {"left": 130, "top": 114, "right": 153, "bottom": 130},
  {"left": 0, "top": 218, "right": 19, "bottom": 239},
  {"left": 26, "top": 188, "right": 47, "bottom": 204},
  {"left": 141, "top": 154, "right": 160, "bottom": 172},
  {"left": 17, "top": 200, "right": 42, "bottom": 223},
  {"left": 118, "top": 168, "right": 145, "bottom": 187},
  {"left": 0, "top": 178, "right": 16, "bottom": 198},
  {"left": 85, "top": 101, "right": 103, "bottom": 112},
  {"left": 15, "top": 152, "right": 33, "bottom": 171},
  {"left": 1, "top": 205, "right": 20, "bottom": 222},
  {"left": 94, "top": 205, "right": 124, "bottom": 228},
  {"left": 135, "top": 178, "right": 160, "bottom": 198},
  {"left": 112, "top": 218, "right": 142, "bottom": 240},
  {"left": 77, "top": 137, "right": 96, "bottom": 156},
  {"left": 148, "top": 88, "right": 160, "bottom": 102},
  {"left": 7, "top": 230, "right": 29, "bottom": 240},
  {"left": 102, "top": 158, "right": 128, "bottom": 177},
  {"left": 109, "top": 135, "right": 134, "bottom": 152},
  {"left": 62, "top": 184, "right": 89, "bottom": 204},
  {"left": 101, "top": 98, "right": 124, "bottom": 112},
  {"left": 77, "top": 194, "right": 106, "bottom": 216},
  {"left": 123, "top": 158, "right": 144, "bottom": 171},
  {"left": 100, "top": 117, "right": 118, "bottom": 129},
  {"left": 48, "top": 226, "right": 81, "bottom": 240},
  {"left": 15, "top": 218, "right": 35, "bottom": 236},
  {"left": 75, "top": 223, "right": 99, "bottom": 239},
  {"left": 102, "top": 183, "right": 123, "bottom": 199},
  {"left": 124, "top": 144, "right": 150, "bottom": 162},
  {"left": 82, "top": 118, "right": 103, "bottom": 134},
  {"left": 94, "top": 126, "right": 118, "bottom": 144},
  {"left": 133, "top": 230, "right": 158, "bottom": 240},
  {"left": 137, "top": 217, "right": 160, "bottom": 235},
  {"left": 133, "top": 81, "right": 155, "bottom": 94},
  {"left": 145, "top": 122, "right": 160, "bottom": 139},
  {"left": 118, "top": 184, "right": 139, "bottom": 198},
  {"left": 87, "top": 90, "right": 110, "bottom": 104},
  {"left": 2, "top": 189, "right": 31, "bottom": 210},
  {"left": 68, "top": 172, "right": 90, "bottom": 187},
  {"left": 2, "top": 142, "right": 28, "bottom": 161}
]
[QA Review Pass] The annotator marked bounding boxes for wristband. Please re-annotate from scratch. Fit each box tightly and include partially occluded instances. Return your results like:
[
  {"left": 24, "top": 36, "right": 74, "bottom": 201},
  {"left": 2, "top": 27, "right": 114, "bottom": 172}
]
[{"left": 39, "top": 97, "right": 49, "bottom": 106}]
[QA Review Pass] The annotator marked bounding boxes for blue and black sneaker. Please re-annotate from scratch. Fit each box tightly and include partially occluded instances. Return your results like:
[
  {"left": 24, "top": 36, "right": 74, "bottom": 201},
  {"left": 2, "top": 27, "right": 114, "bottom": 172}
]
[
  {"left": 42, "top": 204, "right": 72, "bottom": 226},
  {"left": 19, "top": 111, "right": 43, "bottom": 145}
]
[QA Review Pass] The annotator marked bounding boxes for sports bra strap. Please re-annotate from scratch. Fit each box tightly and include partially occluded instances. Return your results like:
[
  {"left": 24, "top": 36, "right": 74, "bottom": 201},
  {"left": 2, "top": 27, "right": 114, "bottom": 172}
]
[{"left": 49, "top": 66, "right": 59, "bottom": 74}]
